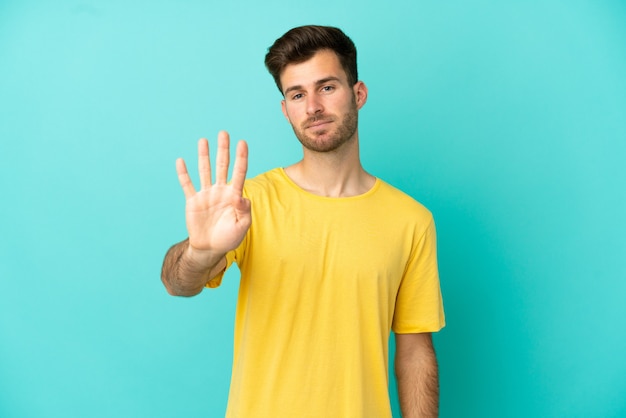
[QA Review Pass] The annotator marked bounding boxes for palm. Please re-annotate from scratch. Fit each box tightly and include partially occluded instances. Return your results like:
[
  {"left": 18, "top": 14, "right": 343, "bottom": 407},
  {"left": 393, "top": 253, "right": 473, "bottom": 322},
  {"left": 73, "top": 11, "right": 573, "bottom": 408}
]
[
  {"left": 177, "top": 131, "right": 251, "bottom": 255},
  {"left": 185, "top": 185, "right": 250, "bottom": 253}
]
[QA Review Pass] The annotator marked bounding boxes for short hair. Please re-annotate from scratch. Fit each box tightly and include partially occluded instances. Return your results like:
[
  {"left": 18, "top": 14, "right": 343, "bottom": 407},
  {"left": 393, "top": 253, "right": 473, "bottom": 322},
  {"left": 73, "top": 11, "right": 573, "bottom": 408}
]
[{"left": 264, "top": 25, "right": 358, "bottom": 95}]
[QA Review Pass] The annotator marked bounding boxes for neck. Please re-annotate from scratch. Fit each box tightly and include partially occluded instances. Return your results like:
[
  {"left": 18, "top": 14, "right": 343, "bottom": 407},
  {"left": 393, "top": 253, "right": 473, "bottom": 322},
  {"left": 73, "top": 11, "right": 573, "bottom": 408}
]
[{"left": 284, "top": 137, "right": 376, "bottom": 198}]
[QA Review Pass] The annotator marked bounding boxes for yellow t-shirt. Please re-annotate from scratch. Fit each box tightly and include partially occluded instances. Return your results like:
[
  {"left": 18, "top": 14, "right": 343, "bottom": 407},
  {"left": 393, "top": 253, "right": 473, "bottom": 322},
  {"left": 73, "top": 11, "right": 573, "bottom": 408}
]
[{"left": 208, "top": 168, "right": 445, "bottom": 418}]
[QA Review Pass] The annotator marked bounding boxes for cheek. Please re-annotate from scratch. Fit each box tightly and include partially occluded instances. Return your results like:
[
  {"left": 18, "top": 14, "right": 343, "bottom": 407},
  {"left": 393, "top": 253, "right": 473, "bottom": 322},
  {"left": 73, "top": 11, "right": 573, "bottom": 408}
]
[
  {"left": 283, "top": 105, "right": 304, "bottom": 123},
  {"left": 281, "top": 102, "right": 291, "bottom": 122},
  {"left": 283, "top": 108, "right": 294, "bottom": 123}
]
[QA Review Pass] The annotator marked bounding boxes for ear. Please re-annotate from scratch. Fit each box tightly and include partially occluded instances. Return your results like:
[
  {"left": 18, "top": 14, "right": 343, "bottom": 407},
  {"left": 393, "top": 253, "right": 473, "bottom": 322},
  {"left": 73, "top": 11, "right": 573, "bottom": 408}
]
[
  {"left": 281, "top": 99, "right": 290, "bottom": 122},
  {"left": 353, "top": 81, "right": 368, "bottom": 110}
]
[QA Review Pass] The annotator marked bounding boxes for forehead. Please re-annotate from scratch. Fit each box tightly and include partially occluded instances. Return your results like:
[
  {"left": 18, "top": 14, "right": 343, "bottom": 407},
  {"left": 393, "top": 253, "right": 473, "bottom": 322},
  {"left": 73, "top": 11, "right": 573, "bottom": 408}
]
[{"left": 280, "top": 49, "right": 348, "bottom": 91}]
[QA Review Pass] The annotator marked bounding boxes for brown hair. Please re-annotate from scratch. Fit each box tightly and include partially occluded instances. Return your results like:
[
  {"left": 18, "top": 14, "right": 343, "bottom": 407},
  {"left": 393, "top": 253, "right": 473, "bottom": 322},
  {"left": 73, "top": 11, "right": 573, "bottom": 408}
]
[{"left": 264, "top": 25, "right": 358, "bottom": 95}]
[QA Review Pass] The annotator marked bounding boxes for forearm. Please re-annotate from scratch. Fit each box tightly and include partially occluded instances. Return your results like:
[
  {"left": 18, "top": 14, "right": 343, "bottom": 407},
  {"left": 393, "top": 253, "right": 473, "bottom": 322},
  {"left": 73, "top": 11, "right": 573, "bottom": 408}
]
[
  {"left": 161, "top": 238, "right": 226, "bottom": 296},
  {"left": 395, "top": 333, "right": 439, "bottom": 418}
]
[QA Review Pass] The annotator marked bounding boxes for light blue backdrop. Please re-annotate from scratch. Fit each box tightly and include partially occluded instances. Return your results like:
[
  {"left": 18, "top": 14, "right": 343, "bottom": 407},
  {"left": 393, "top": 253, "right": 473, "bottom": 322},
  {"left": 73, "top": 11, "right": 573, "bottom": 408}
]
[{"left": 1, "top": 1, "right": 625, "bottom": 417}]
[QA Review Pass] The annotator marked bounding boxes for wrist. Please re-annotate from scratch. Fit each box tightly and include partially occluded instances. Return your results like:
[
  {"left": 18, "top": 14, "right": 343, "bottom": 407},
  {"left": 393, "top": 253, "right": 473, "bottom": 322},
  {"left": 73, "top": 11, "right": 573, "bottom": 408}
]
[{"left": 185, "top": 243, "right": 225, "bottom": 271}]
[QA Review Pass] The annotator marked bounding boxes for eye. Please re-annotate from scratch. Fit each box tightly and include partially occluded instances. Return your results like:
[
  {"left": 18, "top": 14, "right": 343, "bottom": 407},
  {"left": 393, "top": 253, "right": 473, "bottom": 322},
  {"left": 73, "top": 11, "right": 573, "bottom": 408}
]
[
  {"left": 291, "top": 93, "right": 304, "bottom": 100},
  {"left": 321, "top": 85, "right": 334, "bottom": 93}
]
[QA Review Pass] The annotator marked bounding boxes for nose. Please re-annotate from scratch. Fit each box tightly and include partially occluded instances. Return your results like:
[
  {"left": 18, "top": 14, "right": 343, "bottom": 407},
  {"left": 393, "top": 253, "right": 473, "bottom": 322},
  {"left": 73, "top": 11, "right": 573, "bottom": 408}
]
[{"left": 306, "top": 94, "right": 323, "bottom": 115}]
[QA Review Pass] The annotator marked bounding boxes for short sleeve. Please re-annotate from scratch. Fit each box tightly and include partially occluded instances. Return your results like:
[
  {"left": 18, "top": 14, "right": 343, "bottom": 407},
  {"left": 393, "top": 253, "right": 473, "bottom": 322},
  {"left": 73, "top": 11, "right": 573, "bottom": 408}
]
[
  {"left": 205, "top": 249, "right": 238, "bottom": 288},
  {"left": 392, "top": 217, "right": 445, "bottom": 333}
]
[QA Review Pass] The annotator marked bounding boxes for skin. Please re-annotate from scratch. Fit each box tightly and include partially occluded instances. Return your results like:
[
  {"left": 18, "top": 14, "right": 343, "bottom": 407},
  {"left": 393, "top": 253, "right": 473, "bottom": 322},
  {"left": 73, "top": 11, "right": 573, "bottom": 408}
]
[
  {"left": 161, "top": 132, "right": 250, "bottom": 296},
  {"left": 279, "top": 49, "right": 374, "bottom": 197},
  {"left": 161, "top": 48, "right": 439, "bottom": 417},
  {"left": 280, "top": 50, "right": 360, "bottom": 154},
  {"left": 396, "top": 333, "right": 440, "bottom": 417}
]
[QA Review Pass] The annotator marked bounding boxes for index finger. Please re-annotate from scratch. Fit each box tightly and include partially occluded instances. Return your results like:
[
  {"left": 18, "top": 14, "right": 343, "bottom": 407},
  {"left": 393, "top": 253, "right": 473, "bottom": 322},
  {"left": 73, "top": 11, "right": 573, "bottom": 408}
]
[{"left": 230, "top": 140, "right": 248, "bottom": 195}]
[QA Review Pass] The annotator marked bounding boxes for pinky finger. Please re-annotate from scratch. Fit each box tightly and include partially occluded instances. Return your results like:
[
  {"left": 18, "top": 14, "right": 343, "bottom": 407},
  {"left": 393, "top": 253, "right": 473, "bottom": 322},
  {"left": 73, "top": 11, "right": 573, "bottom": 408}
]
[{"left": 176, "top": 158, "right": 197, "bottom": 199}]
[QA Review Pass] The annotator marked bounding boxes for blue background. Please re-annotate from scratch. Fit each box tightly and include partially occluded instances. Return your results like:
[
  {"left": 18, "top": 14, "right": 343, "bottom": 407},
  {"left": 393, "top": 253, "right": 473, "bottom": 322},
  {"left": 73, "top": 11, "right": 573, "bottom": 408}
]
[{"left": 1, "top": 1, "right": 625, "bottom": 417}]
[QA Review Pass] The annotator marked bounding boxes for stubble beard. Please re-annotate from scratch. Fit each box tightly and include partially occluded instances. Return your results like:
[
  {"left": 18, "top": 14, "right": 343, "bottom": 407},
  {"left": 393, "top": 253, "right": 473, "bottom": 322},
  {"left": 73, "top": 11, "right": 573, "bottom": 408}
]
[{"left": 291, "top": 97, "right": 359, "bottom": 153}]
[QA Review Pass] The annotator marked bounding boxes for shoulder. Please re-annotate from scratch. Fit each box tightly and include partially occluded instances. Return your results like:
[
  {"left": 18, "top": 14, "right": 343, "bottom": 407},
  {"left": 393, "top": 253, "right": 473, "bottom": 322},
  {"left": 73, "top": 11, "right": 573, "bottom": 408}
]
[
  {"left": 374, "top": 179, "right": 433, "bottom": 222},
  {"left": 242, "top": 168, "right": 290, "bottom": 199}
]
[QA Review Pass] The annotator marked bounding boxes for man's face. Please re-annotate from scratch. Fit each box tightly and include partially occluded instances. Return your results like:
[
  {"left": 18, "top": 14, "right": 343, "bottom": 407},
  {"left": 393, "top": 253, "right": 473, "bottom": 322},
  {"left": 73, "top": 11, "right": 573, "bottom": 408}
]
[{"left": 280, "top": 49, "right": 367, "bottom": 153}]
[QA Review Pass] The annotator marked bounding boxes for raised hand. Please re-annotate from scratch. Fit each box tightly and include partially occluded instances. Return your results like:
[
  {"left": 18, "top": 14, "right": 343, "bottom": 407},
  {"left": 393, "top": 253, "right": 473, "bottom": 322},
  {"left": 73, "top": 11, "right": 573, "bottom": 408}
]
[{"left": 176, "top": 131, "right": 251, "bottom": 263}]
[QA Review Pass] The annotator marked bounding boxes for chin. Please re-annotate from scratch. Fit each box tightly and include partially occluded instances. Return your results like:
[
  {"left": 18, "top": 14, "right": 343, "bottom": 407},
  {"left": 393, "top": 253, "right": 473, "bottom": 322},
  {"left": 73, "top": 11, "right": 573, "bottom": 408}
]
[{"left": 302, "top": 136, "right": 351, "bottom": 153}]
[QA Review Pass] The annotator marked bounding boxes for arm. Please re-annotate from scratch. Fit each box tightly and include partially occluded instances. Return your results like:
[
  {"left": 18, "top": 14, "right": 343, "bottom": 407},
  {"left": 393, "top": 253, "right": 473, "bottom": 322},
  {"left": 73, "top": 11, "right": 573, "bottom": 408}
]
[
  {"left": 161, "top": 238, "right": 227, "bottom": 296},
  {"left": 395, "top": 332, "right": 439, "bottom": 418},
  {"left": 161, "top": 131, "right": 251, "bottom": 296}
]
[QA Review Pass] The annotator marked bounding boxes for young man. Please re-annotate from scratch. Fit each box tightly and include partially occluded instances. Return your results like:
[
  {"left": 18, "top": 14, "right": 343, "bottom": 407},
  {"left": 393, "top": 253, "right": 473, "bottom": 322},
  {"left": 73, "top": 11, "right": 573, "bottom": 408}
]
[{"left": 162, "top": 25, "right": 445, "bottom": 418}]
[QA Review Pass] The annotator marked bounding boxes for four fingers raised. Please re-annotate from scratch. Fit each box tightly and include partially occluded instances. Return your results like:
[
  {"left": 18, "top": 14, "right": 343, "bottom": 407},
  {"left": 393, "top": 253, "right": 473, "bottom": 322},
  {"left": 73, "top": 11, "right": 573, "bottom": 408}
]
[{"left": 176, "top": 131, "right": 248, "bottom": 198}]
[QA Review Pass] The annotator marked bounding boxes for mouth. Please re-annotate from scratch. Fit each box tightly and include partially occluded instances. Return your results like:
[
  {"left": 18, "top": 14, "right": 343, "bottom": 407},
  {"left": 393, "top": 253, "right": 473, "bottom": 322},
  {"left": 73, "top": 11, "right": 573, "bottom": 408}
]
[{"left": 305, "top": 119, "right": 333, "bottom": 130}]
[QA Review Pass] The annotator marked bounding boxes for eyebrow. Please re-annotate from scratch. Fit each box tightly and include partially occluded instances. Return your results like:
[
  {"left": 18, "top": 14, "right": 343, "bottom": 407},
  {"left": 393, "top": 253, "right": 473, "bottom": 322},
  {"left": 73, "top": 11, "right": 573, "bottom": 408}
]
[{"left": 283, "top": 76, "right": 342, "bottom": 96}]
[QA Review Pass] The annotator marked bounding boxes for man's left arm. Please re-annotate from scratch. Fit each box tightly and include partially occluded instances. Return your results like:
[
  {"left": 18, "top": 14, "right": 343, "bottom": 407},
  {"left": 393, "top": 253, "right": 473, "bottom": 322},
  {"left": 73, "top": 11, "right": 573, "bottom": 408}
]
[{"left": 394, "top": 332, "right": 439, "bottom": 418}]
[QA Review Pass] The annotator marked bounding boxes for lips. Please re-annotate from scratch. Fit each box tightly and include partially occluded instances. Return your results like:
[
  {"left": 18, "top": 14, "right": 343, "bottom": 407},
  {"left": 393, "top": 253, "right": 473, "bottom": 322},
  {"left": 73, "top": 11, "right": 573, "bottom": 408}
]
[{"left": 304, "top": 118, "right": 333, "bottom": 129}]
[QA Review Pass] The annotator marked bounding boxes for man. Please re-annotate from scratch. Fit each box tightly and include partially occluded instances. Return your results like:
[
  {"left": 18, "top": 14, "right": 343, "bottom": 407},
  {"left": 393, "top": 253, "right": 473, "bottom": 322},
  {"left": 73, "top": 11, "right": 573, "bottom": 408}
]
[{"left": 161, "top": 25, "right": 445, "bottom": 417}]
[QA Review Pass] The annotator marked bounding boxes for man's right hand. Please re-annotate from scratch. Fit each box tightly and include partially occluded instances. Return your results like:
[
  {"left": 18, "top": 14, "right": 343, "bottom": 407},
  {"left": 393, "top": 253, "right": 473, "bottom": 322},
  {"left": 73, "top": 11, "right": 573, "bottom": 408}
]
[{"left": 176, "top": 131, "right": 251, "bottom": 267}]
